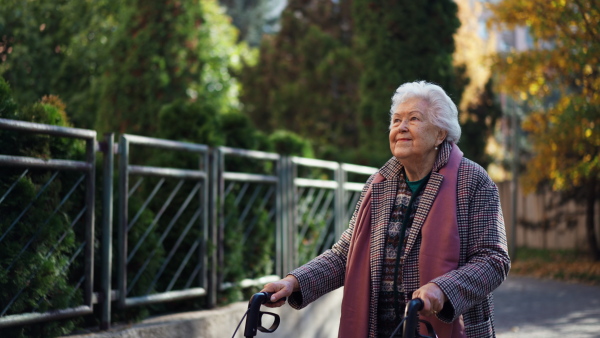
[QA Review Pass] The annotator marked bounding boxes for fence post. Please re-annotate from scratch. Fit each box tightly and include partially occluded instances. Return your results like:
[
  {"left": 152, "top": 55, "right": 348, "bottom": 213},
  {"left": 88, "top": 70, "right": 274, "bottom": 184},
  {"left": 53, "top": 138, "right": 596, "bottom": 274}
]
[
  {"left": 200, "top": 148, "right": 210, "bottom": 306},
  {"left": 117, "top": 135, "right": 129, "bottom": 308},
  {"left": 100, "top": 133, "right": 114, "bottom": 330},
  {"left": 287, "top": 157, "right": 297, "bottom": 270},
  {"left": 84, "top": 137, "right": 96, "bottom": 308},
  {"left": 207, "top": 147, "right": 219, "bottom": 308},
  {"left": 278, "top": 155, "right": 291, "bottom": 275},
  {"left": 217, "top": 148, "right": 226, "bottom": 294},
  {"left": 276, "top": 156, "right": 284, "bottom": 278}
]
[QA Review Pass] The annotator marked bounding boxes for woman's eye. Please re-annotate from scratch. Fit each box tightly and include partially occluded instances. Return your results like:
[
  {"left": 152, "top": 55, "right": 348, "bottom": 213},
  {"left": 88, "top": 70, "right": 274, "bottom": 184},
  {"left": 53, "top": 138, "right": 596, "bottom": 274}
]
[{"left": 410, "top": 116, "right": 419, "bottom": 121}]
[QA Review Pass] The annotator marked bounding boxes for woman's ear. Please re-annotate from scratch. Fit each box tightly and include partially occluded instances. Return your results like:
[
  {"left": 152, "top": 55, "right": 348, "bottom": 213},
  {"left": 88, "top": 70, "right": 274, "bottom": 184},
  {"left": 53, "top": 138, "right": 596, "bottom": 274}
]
[{"left": 437, "top": 129, "right": 448, "bottom": 144}]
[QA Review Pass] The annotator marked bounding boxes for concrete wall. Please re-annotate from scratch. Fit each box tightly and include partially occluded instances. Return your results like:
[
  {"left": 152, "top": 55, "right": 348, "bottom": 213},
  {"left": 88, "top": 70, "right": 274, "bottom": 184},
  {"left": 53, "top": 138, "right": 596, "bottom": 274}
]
[{"left": 65, "top": 288, "right": 343, "bottom": 338}]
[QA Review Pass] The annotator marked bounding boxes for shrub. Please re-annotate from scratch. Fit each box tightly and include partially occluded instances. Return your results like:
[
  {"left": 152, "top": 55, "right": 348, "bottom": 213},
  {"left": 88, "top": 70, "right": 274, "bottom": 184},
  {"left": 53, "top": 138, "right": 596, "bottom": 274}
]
[{"left": 0, "top": 78, "right": 85, "bottom": 338}]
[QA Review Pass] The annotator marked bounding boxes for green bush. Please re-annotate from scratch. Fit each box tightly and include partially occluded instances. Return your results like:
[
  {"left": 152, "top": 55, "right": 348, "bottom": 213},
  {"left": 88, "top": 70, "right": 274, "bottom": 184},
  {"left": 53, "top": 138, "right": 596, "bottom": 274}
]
[
  {"left": 0, "top": 79, "right": 85, "bottom": 338},
  {"left": 269, "top": 130, "right": 314, "bottom": 157}
]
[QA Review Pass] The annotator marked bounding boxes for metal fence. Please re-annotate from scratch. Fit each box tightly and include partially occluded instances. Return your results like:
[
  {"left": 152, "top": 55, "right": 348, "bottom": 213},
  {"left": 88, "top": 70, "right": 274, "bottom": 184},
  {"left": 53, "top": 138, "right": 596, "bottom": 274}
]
[
  {"left": 116, "top": 134, "right": 211, "bottom": 312},
  {"left": 288, "top": 158, "right": 377, "bottom": 269},
  {"left": 0, "top": 118, "right": 377, "bottom": 331},
  {"left": 0, "top": 119, "right": 97, "bottom": 328}
]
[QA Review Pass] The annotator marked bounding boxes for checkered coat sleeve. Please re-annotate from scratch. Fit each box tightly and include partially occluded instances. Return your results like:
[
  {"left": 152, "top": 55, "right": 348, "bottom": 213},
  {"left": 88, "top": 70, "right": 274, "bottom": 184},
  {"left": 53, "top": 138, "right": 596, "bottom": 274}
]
[{"left": 288, "top": 147, "right": 510, "bottom": 338}]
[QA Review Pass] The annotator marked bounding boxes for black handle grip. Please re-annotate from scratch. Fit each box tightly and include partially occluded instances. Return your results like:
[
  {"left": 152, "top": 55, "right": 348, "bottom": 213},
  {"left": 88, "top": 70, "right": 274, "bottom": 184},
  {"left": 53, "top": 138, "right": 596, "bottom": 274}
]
[
  {"left": 258, "top": 291, "right": 287, "bottom": 304},
  {"left": 402, "top": 298, "right": 424, "bottom": 338},
  {"left": 244, "top": 292, "right": 284, "bottom": 337}
]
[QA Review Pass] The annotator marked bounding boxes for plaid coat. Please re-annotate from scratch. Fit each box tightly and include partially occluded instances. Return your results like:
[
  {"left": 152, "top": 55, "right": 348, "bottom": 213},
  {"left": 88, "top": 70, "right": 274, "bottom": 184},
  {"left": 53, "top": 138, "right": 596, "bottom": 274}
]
[{"left": 289, "top": 142, "right": 511, "bottom": 337}]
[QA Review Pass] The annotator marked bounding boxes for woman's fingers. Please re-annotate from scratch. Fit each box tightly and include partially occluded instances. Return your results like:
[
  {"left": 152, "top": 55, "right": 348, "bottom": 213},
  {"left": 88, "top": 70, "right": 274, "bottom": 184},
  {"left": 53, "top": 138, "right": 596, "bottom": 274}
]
[
  {"left": 261, "top": 279, "right": 293, "bottom": 307},
  {"left": 260, "top": 276, "right": 298, "bottom": 308},
  {"left": 268, "top": 280, "right": 294, "bottom": 300},
  {"left": 412, "top": 283, "right": 446, "bottom": 316},
  {"left": 265, "top": 299, "right": 286, "bottom": 308}
]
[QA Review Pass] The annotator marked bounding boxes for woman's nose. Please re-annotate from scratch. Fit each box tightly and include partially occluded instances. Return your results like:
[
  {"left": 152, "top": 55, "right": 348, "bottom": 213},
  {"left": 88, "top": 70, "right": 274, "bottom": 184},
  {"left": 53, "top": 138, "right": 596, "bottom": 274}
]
[{"left": 398, "top": 120, "right": 409, "bottom": 131}]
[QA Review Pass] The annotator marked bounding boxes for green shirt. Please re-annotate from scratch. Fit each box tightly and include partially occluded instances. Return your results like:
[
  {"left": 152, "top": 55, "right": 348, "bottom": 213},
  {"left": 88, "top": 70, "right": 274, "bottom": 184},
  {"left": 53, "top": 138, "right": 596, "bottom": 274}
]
[{"left": 406, "top": 174, "right": 430, "bottom": 193}]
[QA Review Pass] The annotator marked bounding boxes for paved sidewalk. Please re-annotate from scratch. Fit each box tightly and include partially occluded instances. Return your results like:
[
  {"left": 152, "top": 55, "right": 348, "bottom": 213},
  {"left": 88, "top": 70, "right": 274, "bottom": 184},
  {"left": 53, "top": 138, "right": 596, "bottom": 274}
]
[
  {"left": 63, "top": 275, "right": 599, "bottom": 338},
  {"left": 494, "top": 275, "right": 600, "bottom": 338}
]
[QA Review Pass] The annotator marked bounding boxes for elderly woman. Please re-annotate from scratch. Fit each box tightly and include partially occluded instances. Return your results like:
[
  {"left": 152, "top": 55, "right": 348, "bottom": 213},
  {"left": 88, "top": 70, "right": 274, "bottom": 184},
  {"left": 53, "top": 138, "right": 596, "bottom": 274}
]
[{"left": 262, "top": 81, "right": 510, "bottom": 338}]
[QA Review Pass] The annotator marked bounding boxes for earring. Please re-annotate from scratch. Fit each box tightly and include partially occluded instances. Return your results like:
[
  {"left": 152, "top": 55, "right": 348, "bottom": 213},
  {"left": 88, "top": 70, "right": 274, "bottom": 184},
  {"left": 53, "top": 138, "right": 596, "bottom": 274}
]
[{"left": 435, "top": 145, "right": 438, "bottom": 150}]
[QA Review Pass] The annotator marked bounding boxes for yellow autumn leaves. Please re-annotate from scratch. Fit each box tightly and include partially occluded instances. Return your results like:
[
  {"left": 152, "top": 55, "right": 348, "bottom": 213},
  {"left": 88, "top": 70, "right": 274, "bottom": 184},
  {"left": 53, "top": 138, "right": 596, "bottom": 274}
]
[{"left": 488, "top": 0, "right": 600, "bottom": 192}]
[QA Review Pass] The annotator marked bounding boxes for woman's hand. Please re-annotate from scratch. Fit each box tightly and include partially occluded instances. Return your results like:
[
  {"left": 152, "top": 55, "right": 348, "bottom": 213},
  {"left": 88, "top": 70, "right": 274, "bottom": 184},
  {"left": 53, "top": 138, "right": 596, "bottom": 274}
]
[
  {"left": 412, "top": 282, "right": 447, "bottom": 316},
  {"left": 260, "top": 275, "right": 299, "bottom": 308}
]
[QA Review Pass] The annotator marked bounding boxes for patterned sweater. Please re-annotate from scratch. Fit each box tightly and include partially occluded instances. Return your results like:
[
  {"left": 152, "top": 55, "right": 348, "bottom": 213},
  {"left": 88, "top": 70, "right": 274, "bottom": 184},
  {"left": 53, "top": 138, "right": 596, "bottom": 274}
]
[
  {"left": 377, "top": 175, "right": 427, "bottom": 337},
  {"left": 288, "top": 141, "right": 511, "bottom": 337}
]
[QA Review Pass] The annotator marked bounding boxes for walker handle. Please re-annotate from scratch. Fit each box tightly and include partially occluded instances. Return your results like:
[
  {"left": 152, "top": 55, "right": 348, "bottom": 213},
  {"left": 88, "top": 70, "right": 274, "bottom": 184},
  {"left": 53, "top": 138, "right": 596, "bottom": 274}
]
[
  {"left": 244, "top": 292, "right": 283, "bottom": 337},
  {"left": 402, "top": 298, "right": 424, "bottom": 338}
]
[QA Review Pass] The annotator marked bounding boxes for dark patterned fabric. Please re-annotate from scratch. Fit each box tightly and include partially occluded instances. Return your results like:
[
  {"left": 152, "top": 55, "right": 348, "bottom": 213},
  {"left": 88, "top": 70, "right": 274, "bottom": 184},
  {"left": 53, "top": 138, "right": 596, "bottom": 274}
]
[
  {"left": 288, "top": 141, "right": 510, "bottom": 338},
  {"left": 377, "top": 177, "right": 425, "bottom": 338}
]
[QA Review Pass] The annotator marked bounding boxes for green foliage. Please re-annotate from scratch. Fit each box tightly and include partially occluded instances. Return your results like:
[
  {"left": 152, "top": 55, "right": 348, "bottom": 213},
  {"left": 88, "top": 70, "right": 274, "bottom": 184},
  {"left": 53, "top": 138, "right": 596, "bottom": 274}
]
[
  {"left": 243, "top": 210, "right": 274, "bottom": 277},
  {"left": 352, "top": 0, "right": 462, "bottom": 166},
  {"left": 0, "top": 0, "right": 70, "bottom": 105},
  {"left": 0, "top": 78, "right": 84, "bottom": 338},
  {"left": 240, "top": 1, "right": 469, "bottom": 166},
  {"left": 269, "top": 130, "right": 313, "bottom": 157},
  {"left": 221, "top": 110, "right": 270, "bottom": 151},
  {"left": 459, "top": 79, "right": 502, "bottom": 169},
  {"left": 94, "top": 0, "right": 253, "bottom": 136},
  {"left": 296, "top": 189, "right": 335, "bottom": 265},
  {"left": 1, "top": 0, "right": 253, "bottom": 132},
  {"left": 157, "top": 99, "right": 224, "bottom": 146},
  {"left": 0, "top": 0, "right": 118, "bottom": 129},
  {"left": 0, "top": 76, "right": 18, "bottom": 118},
  {"left": 218, "top": 183, "right": 276, "bottom": 304},
  {"left": 239, "top": 0, "right": 360, "bottom": 162}
]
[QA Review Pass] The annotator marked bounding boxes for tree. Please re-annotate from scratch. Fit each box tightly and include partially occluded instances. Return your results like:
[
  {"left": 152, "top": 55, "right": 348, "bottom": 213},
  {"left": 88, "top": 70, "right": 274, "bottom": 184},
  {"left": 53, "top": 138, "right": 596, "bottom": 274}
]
[
  {"left": 93, "top": 0, "right": 252, "bottom": 136},
  {"left": 489, "top": 0, "right": 600, "bottom": 260},
  {"left": 1, "top": 0, "right": 255, "bottom": 135},
  {"left": 0, "top": 0, "right": 118, "bottom": 129},
  {"left": 352, "top": 0, "right": 463, "bottom": 166},
  {"left": 459, "top": 79, "right": 503, "bottom": 169},
  {"left": 238, "top": 0, "right": 361, "bottom": 162}
]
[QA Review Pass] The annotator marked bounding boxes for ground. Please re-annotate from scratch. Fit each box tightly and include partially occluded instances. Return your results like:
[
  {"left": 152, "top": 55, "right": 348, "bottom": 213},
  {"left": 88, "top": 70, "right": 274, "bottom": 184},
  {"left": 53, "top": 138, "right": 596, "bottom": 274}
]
[{"left": 509, "top": 248, "right": 600, "bottom": 286}]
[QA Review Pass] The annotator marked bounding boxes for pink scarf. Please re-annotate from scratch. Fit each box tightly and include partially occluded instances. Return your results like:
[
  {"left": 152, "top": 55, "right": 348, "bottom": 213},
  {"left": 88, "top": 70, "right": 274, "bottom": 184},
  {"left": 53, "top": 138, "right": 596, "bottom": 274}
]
[{"left": 339, "top": 144, "right": 465, "bottom": 338}]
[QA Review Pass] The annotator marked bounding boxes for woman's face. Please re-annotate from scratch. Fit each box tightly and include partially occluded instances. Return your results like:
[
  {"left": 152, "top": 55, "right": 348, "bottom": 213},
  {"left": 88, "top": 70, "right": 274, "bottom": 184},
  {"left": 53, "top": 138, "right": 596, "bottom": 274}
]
[{"left": 389, "top": 97, "right": 447, "bottom": 163}]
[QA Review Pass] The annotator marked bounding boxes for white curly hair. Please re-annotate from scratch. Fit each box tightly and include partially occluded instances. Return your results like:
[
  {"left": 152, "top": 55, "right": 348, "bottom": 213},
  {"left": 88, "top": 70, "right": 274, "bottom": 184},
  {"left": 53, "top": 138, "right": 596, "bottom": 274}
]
[{"left": 389, "top": 80, "right": 461, "bottom": 144}]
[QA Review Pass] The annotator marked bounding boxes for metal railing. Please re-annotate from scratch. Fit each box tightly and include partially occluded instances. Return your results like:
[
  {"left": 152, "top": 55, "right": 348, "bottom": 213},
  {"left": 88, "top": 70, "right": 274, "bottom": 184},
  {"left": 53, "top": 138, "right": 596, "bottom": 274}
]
[
  {"left": 216, "top": 147, "right": 282, "bottom": 292},
  {"left": 0, "top": 118, "right": 96, "bottom": 328},
  {"left": 0, "top": 118, "right": 377, "bottom": 331},
  {"left": 288, "top": 158, "right": 376, "bottom": 267},
  {"left": 116, "top": 134, "right": 211, "bottom": 310}
]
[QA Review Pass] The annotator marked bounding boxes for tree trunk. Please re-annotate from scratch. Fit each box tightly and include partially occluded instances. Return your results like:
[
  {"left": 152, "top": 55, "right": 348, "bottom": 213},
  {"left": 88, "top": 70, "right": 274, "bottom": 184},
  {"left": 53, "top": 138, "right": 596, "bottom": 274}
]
[{"left": 586, "top": 177, "right": 600, "bottom": 261}]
